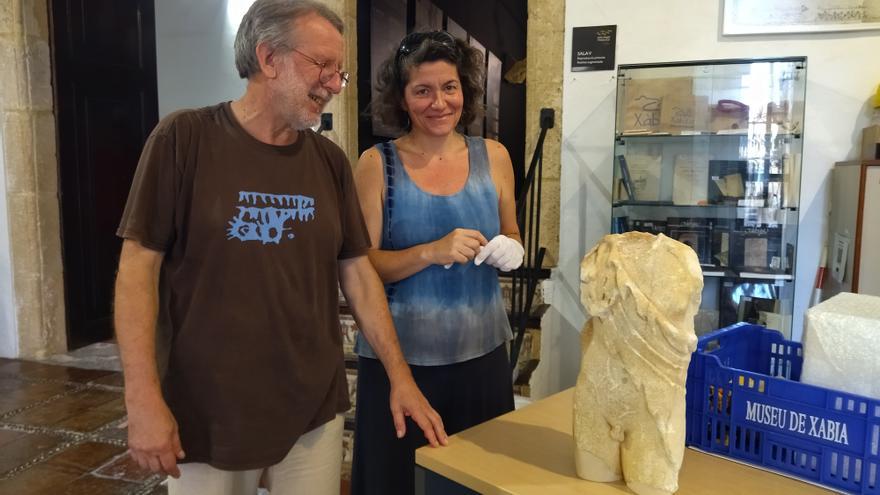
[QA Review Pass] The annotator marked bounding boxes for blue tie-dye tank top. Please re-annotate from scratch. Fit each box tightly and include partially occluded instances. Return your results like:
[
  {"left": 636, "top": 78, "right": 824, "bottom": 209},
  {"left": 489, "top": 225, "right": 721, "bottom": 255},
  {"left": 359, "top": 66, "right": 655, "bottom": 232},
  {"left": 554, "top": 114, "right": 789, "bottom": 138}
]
[{"left": 354, "top": 136, "right": 512, "bottom": 365}]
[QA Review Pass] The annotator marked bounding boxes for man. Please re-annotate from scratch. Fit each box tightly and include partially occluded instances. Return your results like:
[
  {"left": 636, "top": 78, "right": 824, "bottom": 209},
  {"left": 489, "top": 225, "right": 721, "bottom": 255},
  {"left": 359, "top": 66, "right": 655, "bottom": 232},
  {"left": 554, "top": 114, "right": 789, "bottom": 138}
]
[{"left": 114, "top": 1, "right": 447, "bottom": 493}]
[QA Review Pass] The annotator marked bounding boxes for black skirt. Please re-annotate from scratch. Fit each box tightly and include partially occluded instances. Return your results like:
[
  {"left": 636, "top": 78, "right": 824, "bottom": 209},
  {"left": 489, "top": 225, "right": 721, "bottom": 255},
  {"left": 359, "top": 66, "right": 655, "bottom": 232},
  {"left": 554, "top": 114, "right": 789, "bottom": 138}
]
[{"left": 350, "top": 343, "right": 514, "bottom": 495}]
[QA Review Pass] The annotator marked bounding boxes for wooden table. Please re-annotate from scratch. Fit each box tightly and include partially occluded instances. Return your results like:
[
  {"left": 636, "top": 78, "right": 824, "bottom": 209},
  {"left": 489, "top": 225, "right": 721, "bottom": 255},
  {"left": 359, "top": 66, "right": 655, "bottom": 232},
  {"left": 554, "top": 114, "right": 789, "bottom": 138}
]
[{"left": 415, "top": 388, "right": 833, "bottom": 494}]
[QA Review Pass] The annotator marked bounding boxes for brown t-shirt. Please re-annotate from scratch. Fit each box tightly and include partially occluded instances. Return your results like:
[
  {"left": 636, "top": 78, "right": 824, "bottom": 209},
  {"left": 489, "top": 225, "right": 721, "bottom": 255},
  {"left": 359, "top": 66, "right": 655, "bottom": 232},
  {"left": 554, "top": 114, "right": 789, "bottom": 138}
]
[{"left": 117, "top": 102, "right": 369, "bottom": 469}]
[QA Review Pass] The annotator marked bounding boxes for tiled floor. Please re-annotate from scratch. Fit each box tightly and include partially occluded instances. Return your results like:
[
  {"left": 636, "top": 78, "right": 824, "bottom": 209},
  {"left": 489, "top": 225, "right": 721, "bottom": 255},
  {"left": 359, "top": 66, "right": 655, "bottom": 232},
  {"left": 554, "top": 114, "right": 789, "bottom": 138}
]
[
  {"left": 0, "top": 357, "right": 165, "bottom": 494},
  {"left": 0, "top": 354, "right": 353, "bottom": 494}
]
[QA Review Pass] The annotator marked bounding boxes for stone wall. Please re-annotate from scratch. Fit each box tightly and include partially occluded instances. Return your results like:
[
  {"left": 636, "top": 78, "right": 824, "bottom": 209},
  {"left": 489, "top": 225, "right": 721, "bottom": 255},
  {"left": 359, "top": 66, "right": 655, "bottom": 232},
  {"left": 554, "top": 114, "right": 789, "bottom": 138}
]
[
  {"left": 0, "top": 0, "right": 66, "bottom": 358},
  {"left": 320, "top": 0, "right": 359, "bottom": 163},
  {"left": 0, "top": 0, "right": 67, "bottom": 357},
  {"left": 525, "top": 0, "right": 564, "bottom": 265}
]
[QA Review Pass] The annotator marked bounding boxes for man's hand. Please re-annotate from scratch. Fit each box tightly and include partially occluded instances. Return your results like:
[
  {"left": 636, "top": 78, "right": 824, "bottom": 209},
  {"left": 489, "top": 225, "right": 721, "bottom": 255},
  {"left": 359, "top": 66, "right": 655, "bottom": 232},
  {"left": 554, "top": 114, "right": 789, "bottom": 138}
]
[
  {"left": 338, "top": 255, "right": 448, "bottom": 447},
  {"left": 389, "top": 377, "right": 448, "bottom": 447},
  {"left": 126, "top": 395, "right": 186, "bottom": 478},
  {"left": 116, "top": 239, "right": 183, "bottom": 476}
]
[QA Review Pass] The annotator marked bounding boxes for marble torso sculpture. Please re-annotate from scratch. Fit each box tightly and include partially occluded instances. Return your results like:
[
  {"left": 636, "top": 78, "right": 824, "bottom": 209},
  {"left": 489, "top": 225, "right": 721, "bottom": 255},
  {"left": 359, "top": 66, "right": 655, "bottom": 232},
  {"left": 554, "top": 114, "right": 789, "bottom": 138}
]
[{"left": 574, "top": 232, "right": 703, "bottom": 495}]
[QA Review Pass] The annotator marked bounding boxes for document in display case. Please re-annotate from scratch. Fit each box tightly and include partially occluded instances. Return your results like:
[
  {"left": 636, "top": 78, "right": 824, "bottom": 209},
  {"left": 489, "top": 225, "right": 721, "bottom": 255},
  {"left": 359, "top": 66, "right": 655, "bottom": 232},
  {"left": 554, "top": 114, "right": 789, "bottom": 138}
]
[{"left": 611, "top": 57, "right": 806, "bottom": 336}]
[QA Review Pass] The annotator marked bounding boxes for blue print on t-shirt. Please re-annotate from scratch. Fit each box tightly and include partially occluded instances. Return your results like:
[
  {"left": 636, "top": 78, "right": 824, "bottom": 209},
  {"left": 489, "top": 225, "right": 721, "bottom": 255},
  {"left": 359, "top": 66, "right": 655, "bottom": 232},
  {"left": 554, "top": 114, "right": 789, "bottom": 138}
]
[{"left": 226, "top": 191, "right": 315, "bottom": 244}]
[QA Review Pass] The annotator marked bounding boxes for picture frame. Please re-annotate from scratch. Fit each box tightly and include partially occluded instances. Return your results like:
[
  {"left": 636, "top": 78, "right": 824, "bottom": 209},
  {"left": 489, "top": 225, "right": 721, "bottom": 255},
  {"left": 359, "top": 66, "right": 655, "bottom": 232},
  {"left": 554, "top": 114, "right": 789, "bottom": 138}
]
[
  {"left": 467, "top": 36, "right": 487, "bottom": 137},
  {"left": 722, "top": 0, "right": 880, "bottom": 35},
  {"left": 730, "top": 220, "right": 784, "bottom": 272},
  {"left": 486, "top": 51, "right": 502, "bottom": 140}
]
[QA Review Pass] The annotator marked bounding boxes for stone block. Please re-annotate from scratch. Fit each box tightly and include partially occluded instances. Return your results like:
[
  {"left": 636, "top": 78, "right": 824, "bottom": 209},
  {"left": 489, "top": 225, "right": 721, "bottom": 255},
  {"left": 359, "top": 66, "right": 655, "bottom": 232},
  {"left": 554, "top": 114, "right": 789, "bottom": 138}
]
[
  {"left": 539, "top": 177, "right": 560, "bottom": 263},
  {"left": 2, "top": 111, "right": 36, "bottom": 193},
  {"left": 36, "top": 193, "right": 62, "bottom": 272},
  {"left": 37, "top": 193, "right": 66, "bottom": 346},
  {"left": 33, "top": 111, "right": 57, "bottom": 193},
  {"left": 12, "top": 272, "right": 42, "bottom": 358},
  {"left": 7, "top": 191, "right": 39, "bottom": 277},
  {"left": 24, "top": 38, "right": 52, "bottom": 110},
  {"left": 6, "top": 191, "right": 62, "bottom": 357},
  {"left": 0, "top": 1, "right": 21, "bottom": 36},
  {"left": 801, "top": 292, "right": 880, "bottom": 399},
  {"left": 22, "top": 0, "right": 49, "bottom": 40},
  {"left": 0, "top": 38, "right": 27, "bottom": 111}
]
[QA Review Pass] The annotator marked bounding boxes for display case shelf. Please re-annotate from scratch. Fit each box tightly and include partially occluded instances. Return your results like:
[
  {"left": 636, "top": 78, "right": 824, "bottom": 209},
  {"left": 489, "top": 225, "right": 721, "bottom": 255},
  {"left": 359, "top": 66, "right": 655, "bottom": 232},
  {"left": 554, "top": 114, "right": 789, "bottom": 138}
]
[
  {"left": 699, "top": 267, "right": 793, "bottom": 280},
  {"left": 613, "top": 202, "right": 798, "bottom": 211},
  {"left": 611, "top": 57, "right": 806, "bottom": 336},
  {"left": 615, "top": 132, "right": 802, "bottom": 140}
]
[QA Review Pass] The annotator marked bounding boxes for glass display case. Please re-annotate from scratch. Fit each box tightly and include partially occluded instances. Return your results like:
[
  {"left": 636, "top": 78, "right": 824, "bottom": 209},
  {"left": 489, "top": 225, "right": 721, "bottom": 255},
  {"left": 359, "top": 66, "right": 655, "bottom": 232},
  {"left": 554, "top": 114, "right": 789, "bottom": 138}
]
[{"left": 611, "top": 57, "right": 806, "bottom": 336}]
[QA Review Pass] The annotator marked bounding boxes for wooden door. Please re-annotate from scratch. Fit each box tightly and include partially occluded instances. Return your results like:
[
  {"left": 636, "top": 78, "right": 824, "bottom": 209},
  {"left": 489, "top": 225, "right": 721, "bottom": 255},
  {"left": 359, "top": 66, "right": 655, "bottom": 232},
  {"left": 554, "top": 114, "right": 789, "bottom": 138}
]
[{"left": 51, "top": 0, "right": 159, "bottom": 348}]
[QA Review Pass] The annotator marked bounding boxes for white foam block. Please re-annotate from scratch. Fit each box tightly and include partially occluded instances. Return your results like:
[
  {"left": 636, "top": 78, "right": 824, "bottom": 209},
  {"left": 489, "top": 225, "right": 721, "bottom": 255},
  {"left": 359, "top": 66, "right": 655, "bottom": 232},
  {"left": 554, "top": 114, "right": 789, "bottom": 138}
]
[{"left": 801, "top": 292, "right": 880, "bottom": 400}]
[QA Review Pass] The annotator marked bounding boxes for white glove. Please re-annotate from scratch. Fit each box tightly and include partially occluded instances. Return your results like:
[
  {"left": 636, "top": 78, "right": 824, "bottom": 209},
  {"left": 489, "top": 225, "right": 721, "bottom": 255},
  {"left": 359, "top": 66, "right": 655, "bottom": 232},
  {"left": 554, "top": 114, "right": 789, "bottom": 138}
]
[{"left": 474, "top": 235, "right": 524, "bottom": 272}]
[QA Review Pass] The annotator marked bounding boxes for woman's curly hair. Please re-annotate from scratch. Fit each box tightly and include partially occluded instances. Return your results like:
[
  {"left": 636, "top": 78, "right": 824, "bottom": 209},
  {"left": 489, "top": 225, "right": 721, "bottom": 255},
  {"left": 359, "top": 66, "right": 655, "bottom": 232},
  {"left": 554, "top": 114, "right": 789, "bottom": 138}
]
[{"left": 371, "top": 32, "right": 485, "bottom": 132}]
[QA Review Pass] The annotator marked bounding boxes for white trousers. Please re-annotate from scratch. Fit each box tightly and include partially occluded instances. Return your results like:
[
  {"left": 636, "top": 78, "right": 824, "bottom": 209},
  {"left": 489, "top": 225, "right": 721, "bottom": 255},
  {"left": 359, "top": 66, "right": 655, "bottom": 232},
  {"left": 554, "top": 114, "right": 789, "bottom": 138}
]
[{"left": 168, "top": 415, "right": 344, "bottom": 495}]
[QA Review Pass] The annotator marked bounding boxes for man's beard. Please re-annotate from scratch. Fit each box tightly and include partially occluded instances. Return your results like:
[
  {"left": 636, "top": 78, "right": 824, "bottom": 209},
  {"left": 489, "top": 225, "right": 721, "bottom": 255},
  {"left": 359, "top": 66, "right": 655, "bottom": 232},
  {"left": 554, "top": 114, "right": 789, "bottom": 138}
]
[{"left": 274, "top": 80, "right": 328, "bottom": 130}]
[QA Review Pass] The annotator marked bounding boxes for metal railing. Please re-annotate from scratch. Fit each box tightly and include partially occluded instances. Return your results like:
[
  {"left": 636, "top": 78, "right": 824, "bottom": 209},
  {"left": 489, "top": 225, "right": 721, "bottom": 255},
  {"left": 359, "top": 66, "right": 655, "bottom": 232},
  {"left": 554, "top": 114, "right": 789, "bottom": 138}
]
[{"left": 509, "top": 108, "right": 554, "bottom": 372}]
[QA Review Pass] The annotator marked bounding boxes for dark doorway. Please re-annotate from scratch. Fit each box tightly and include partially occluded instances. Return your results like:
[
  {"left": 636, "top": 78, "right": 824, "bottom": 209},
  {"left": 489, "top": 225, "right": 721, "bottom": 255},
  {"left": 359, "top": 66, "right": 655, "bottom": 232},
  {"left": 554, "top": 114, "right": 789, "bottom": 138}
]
[{"left": 50, "top": 0, "right": 159, "bottom": 349}]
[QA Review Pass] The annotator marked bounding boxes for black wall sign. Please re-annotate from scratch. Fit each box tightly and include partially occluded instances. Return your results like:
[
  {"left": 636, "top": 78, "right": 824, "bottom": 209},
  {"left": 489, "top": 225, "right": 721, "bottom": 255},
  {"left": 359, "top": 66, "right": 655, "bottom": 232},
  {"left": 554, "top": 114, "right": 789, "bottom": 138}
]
[{"left": 571, "top": 25, "right": 616, "bottom": 72}]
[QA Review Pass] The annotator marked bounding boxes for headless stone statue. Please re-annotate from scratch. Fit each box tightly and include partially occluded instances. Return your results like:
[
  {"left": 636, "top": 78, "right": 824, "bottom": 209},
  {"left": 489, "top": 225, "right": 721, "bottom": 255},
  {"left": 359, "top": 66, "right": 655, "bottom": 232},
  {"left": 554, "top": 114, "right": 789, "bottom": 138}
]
[{"left": 574, "top": 232, "right": 702, "bottom": 495}]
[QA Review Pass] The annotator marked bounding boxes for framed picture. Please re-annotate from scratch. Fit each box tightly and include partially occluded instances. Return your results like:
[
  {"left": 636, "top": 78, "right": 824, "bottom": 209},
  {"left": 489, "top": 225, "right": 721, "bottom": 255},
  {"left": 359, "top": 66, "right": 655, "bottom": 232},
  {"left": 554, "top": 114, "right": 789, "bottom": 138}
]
[
  {"left": 486, "top": 51, "right": 502, "bottom": 140},
  {"left": 722, "top": 0, "right": 880, "bottom": 35},
  {"left": 668, "top": 217, "right": 711, "bottom": 264},
  {"left": 467, "top": 36, "right": 487, "bottom": 137}
]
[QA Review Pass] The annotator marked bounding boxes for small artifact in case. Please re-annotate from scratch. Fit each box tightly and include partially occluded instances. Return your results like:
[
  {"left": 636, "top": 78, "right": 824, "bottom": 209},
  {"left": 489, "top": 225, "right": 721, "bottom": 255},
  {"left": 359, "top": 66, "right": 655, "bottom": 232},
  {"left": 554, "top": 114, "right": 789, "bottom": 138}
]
[
  {"left": 707, "top": 160, "right": 746, "bottom": 204},
  {"left": 621, "top": 77, "right": 694, "bottom": 134},
  {"left": 659, "top": 94, "right": 709, "bottom": 134},
  {"left": 730, "top": 220, "right": 784, "bottom": 272},
  {"left": 709, "top": 99, "right": 749, "bottom": 133}
]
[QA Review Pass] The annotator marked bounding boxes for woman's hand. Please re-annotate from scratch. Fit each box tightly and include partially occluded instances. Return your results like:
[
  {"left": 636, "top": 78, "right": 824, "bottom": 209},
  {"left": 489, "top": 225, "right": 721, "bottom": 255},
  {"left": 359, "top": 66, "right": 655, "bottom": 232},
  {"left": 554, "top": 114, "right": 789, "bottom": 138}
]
[
  {"left": 428, "top": 228, "right": 488, "bottom": 266},
  {"left": 474, "top": 235, "right": 524, "bottom": 271}
]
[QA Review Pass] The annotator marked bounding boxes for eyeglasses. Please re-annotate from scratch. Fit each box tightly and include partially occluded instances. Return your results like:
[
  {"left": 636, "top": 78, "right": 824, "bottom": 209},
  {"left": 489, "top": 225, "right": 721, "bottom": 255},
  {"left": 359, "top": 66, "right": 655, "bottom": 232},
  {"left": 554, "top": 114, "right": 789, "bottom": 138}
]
[
  {"left": 396, "top": 31, "right": 456, "bottom": 59},
  {"left": 289, "top": 47, "right": 350, "bottom": 88}
]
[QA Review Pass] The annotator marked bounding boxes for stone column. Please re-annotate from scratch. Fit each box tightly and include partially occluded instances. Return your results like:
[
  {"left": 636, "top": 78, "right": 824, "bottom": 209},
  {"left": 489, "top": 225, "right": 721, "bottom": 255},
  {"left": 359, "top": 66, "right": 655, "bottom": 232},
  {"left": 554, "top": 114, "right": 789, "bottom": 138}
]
[
  {"left": 526, "top": 0, "right": 564, "bottom": 265},
  {"left": 0, "top": 0, "right": 66, "bottom": 358},
  {"left": 321, "top": 0, "right": 359, "bottom": 164}
]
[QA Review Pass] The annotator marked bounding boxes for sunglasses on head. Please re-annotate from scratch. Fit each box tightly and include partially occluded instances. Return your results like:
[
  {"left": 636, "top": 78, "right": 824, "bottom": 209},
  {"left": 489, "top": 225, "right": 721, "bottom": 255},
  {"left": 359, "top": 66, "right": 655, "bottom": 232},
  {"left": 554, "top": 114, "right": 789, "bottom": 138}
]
[{"left": 396, "top": 30, "right": 456, "bottom": 59}]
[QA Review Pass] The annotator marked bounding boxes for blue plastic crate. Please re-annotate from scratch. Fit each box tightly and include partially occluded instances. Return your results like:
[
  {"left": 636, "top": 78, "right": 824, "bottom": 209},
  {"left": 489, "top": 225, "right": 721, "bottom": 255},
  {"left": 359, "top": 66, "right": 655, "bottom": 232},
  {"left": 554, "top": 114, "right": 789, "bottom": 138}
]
[{"left": 686, "top": 323, "right": 880, "bottom": 494}]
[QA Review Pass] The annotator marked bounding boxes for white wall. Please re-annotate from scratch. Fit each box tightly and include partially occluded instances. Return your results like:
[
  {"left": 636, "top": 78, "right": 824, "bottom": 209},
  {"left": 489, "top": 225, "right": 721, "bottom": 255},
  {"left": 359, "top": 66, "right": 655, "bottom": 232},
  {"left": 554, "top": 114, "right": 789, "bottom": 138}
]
[
  {"left": 155, "top": 0, "right": 251, "bottom": 117},
  {"left": 530, "top": 0, "right": 880, "bottom": 399},
  {"left": 0, "top": 132, "right": 19, "bottom": 357}
]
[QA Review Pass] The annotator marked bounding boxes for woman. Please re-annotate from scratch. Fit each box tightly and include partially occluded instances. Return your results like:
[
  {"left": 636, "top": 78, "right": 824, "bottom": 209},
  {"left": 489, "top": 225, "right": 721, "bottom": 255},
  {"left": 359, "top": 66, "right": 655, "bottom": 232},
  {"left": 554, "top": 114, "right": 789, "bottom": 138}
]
[{"left": 351, "top": 30, "right": 524, "bottom": 495}]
